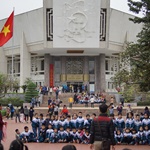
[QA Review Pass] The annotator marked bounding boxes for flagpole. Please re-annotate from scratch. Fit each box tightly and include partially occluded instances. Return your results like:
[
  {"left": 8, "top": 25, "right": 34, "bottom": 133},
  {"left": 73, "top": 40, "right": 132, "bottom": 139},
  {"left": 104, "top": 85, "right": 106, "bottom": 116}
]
[
  {"left": 12, "top": 38, "right": 14, "bottom": 79},
  {"left": 11, "top": 8, "right": 15, "bottom": 92}
]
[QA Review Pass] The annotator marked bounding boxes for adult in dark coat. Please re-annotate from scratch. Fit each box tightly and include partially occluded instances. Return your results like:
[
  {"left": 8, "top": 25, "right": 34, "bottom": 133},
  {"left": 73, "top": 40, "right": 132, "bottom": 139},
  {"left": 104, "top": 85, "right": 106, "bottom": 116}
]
[{"left": 90, "top": 104, "right": 116, "bottom": 150}]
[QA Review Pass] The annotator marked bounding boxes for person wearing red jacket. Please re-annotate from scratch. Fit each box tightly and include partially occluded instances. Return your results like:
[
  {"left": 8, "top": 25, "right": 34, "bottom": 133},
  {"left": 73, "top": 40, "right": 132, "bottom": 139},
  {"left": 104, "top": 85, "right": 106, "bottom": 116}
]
[{"left": 61, "top": 105, "right": 68, "bottom": 116}]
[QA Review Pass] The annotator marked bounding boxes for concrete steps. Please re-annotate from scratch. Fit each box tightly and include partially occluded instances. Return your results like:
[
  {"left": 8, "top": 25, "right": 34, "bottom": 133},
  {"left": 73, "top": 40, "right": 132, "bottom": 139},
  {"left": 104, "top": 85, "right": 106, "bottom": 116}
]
[
  {"left": 41, "top": 93, "right": 75, "bottom": 107},
  {"left": 34, "top": 106, "right": 144, "bottom": 117},
  {"left": 41, "top": 92, "right": 117, "bottom": 108}
]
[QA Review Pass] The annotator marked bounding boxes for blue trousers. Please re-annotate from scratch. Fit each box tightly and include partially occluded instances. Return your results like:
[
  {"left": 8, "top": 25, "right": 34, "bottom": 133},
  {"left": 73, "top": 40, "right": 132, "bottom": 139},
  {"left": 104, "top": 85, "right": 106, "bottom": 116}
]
[{"left": 32, "top": 127, "right": 38, "bottom": 137}]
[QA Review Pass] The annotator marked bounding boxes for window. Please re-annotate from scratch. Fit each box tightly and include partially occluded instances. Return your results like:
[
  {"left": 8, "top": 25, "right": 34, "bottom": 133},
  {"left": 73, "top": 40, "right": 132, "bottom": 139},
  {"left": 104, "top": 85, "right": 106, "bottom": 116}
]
[
  {"left": 89, "top": 61, "right": 95, "bottom": 74},
  {"left": 55, "top": 61, "right": 61, "bottom": 74},
  {"left": 7, "top": 58, "right": 20, "bottom": 76},
  {"left": 107, "top": 82, "right": 114, "bottom": 90},
  {"left": 41, "top": 60, "right": 44, "bottom": 71},
  {"left": 31, "top": 56, "right": 44, "bottom": 75},
  {"left": 89, "top": 58, "right": 95, "bottom": 74},
  {"left": 105, "top": 56, "right": 119, "bottom": 75},
  {"left": 18, "top": 63, "right": 20, "bottom": 73},
  {"left": 105, "top": 60, "right": 108, "bottom": 70}
]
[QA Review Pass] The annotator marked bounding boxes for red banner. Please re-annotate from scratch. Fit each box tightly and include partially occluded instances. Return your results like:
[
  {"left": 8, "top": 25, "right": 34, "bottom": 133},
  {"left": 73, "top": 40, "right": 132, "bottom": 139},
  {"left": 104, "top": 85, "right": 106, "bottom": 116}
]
[{"left": 49, "top": 64, "right": 54, "bottom": 87}]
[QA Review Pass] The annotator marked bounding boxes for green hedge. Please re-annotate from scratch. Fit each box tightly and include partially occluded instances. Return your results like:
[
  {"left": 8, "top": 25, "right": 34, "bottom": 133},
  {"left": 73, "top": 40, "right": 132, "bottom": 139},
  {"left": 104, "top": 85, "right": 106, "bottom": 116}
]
[
  {"left": 137, "top": 101, "right": 150, "bottom": 106},
  {"left": 0, "top": 98, "right": 24, "bottom": 106},
  {"left": 0, "top": 110, "right": 6, "bottom": 116}
]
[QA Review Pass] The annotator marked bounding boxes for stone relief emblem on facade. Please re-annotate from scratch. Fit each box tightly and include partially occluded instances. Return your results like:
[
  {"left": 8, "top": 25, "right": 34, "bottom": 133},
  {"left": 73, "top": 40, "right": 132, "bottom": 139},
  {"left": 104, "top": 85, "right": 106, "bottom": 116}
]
[
  {"left": 53, "top": 0, "right": 100, "bottom": 47},
  {"left": 59, "top": 0, "right": 95, "bottom": 43}
]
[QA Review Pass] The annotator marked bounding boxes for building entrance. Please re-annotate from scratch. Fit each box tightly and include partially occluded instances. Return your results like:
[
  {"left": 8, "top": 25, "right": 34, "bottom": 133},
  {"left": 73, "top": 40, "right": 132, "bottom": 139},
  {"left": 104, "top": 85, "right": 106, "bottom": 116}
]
[{"left": 67, "top": 82, "right": 83, "bottom": 93}]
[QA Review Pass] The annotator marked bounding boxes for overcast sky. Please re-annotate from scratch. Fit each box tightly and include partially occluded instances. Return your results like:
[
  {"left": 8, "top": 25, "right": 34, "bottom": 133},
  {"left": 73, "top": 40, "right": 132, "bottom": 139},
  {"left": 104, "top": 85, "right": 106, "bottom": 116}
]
[{"left": 0, "top": 0, "right": 141, "bottom": 20}]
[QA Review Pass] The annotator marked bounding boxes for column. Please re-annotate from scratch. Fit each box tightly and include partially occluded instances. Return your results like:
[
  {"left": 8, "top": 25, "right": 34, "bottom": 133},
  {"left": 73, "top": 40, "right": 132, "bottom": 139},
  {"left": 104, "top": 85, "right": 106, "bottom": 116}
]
[
  {"left": 20, "top": 32, "right": 31, "bottom": 87},
  {"left": 95, "top": 54, "right": 106, "bottom": 92},
  {"left": 44, "top": 54, "right": 51, "bottom": 86},
  {"left": 0, "top": 47, "right": 7, "bottom": 74},
  {"left": 100, "top": 54, "right": 106, "bottom": 91},
  {"left": 95, "top": 56, "right": 100, "bottom": 93},
  {"left": 83, "top": 56, "right": 89, "bottom": 90}
]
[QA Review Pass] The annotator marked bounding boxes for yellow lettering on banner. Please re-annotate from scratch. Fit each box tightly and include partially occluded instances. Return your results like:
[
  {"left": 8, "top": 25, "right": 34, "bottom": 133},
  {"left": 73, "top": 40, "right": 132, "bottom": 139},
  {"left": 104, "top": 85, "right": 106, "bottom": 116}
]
[{"left": 67, "top": 74, "right": 83, "bottom": 81}]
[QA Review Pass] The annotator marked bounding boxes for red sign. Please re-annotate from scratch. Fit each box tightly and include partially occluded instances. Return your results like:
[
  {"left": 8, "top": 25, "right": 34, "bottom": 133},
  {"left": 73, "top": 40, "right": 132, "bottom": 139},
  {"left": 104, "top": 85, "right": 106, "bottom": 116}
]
[{"left": 49, "top": 64, "right": 54, "bottom": 87}]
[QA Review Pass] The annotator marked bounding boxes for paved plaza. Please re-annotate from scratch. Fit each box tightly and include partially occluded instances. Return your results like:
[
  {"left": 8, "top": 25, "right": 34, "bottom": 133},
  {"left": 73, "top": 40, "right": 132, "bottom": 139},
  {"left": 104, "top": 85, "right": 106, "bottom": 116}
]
[{"left": 2, "top": 119, "right": 150, "bottom": 150}]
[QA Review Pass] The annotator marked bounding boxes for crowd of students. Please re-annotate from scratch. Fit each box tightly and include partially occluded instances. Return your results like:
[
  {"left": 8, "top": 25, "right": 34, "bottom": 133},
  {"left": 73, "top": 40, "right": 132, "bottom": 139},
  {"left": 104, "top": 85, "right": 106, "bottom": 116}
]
[
  {"left": 15, "top": 112, "right": 93, "bottom": 144},
  {"left": 14, "top": 106, "right": 150, "bottom": 146},
  {"left": 112, "top": 112, "right": 150, "bottom": 145},
  {"left": 73, "top": 93, "right": 107, "bottom": 104}
]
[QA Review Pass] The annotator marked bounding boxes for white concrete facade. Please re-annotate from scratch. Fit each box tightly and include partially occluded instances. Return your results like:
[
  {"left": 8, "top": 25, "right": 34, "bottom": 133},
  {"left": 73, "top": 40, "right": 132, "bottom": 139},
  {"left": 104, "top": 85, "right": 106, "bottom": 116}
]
[
  {"left": 0, "top": 0, "right": 142, "bottom": 92},
  {"left": 20, "top": 32, "right": 31, "bottom": 87}
]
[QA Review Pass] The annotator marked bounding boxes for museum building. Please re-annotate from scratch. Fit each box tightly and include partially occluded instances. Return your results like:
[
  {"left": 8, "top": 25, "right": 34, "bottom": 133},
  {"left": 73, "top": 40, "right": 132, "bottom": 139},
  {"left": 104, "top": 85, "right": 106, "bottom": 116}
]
[{"left": 0, "top": 0, "right": 142, "bottom": 93}]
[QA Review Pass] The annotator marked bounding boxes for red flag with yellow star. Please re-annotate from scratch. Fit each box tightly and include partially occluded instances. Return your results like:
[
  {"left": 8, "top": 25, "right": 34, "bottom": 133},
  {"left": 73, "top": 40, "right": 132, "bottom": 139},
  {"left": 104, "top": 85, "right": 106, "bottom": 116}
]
[{"left": 0, "top": 11, "right": 14, "bottom": 47}]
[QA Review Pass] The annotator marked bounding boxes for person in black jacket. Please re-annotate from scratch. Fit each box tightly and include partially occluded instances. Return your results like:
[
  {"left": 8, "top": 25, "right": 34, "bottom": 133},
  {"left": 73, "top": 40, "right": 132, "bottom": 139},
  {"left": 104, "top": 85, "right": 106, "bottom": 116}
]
[
  {"left": 62, "top": 145, "right": 77, "bottom": 150},
  {"left": 90, "top": 104, "right": 116, "bottom": 150},
  {"left": 29, "top": 107, "right": 34, "bottom": 123}
]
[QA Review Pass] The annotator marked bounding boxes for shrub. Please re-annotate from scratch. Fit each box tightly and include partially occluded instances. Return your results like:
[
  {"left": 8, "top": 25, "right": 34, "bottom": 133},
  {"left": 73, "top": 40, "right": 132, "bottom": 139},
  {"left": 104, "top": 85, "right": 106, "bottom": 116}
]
[
  {"left": 0, "top": 110, "right": 6, "bottom": 116},
  {"left": 137, "top": 101, "right": 150, "bottom": 106},
  {"left": 0, "top": 97, "right": 24, "bottom": 106},
  {"left": 25, "top": 82, "right": 38, "bottom": 102},
  {"left": 124, "top": 98, "right": 134, "bottom": 103}
]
